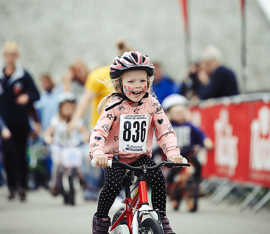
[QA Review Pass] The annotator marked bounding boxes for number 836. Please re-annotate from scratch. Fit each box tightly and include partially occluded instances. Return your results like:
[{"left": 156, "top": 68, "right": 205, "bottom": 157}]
[{"left": 123, "top": 120, "right": 147, "bottom": 143}]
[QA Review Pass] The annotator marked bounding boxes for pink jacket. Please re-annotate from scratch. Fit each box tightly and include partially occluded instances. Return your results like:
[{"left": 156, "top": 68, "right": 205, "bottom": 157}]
[{"left": 89, "top": 94, "right": 180, "bottom": 163}]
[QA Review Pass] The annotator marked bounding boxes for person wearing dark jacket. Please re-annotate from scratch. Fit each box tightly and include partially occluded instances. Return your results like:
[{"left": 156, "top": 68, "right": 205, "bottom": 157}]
[
  {"left": 198, "top": 46, "right": 239, "bottom": 100},
  {"left": 179, "top": 61, "right": 202, "bottom": 101},
  {"left": 0, "top": 42, "right": 40, "bottom": 201}
]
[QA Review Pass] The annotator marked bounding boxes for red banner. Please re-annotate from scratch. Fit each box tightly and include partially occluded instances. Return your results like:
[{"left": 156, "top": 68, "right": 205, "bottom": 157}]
[
  {"left": 190, "top": 100, "right": 270, "bottom": 187},
  {"left": 248, "top": 102, "right": 270, "bottom": 187}
]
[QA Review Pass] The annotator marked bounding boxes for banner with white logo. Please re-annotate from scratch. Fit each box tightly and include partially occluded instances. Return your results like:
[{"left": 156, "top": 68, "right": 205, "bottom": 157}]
[{"left": 190, "top": 101, "right": 270, "bottom": 187}]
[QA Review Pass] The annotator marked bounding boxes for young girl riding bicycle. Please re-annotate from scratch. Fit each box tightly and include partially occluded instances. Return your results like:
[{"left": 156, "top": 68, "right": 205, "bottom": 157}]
[
  {"left": 89, "top": 51, "right": 185, "bottom": 234},
  {"left": 45, "top": 93, "right": 89, "bottom": 205},
  {"left": 162, "top": 94, "right": 213, "bottom": 212}
]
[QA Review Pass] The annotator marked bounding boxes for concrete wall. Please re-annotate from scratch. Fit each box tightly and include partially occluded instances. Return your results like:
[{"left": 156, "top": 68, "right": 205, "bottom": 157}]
[{"left": 0, "top": 0, "right": 269, "bottom": 92}]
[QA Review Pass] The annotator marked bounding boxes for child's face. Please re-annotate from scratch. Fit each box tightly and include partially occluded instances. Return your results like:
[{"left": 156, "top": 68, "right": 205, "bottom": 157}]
[
  {"left": 60, "top": 101, "right": 76, "bottom": 119},
  {"left": 168, "top": 104, "right": 187, "bottom": 123},
  {"left": 121, "top": 70, "right": 148, "bottom": 102}
]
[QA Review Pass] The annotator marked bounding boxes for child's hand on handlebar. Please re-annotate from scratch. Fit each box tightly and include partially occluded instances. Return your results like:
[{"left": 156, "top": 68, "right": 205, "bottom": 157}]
[
  {"left": 95, "top": 154, "right": 109, "bottom": 168},
  {"left": 168, "top": 154, "right": 187, "bottom": 164}
]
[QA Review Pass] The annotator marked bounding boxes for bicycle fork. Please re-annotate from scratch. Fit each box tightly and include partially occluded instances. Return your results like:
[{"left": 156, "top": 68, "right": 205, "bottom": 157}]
[{"left": 132, "top": 180, "right": 160, "bottom": 233}]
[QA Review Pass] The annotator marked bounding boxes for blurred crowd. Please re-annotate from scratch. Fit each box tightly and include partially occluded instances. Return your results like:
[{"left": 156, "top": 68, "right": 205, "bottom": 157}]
[{"left": 0, "top": 40, "right": 239, "bottom": 205}]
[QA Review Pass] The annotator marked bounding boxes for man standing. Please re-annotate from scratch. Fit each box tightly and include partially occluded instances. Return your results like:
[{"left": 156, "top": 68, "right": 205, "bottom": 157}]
[
  {"left": 199, "top": 46, "right": 239, "bottom": 100},
  {"left": 0, "top": 42, "right": 40, "bottom": 201}
]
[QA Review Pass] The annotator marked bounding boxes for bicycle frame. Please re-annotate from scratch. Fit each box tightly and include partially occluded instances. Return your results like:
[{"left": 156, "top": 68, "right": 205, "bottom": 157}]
[
  {"left": 110, "top": 179, "right": 158, "bottom": 233},
  {"left": 102, "top": 159, "right": 190, "bottom": 233}
]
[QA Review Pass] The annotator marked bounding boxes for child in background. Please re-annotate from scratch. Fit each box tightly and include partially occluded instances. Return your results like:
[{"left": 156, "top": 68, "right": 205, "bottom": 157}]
[
  {"left": 89, "top": 51, "right": 186, "bottom": 234},
  {"left": 44, "top": 93, "right": 89, "bottom": 205},
  {"left": 162, "top": 94, "right": 213, "bottom": 212}
]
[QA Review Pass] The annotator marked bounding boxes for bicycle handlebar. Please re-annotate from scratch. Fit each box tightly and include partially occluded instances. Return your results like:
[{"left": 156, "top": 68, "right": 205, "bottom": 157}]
[
  {"left": 111, "top": 160, "right": 190, "bottom": 171},
  {"left": 91, "top": 157, "right": 190, "bottom": 171}
]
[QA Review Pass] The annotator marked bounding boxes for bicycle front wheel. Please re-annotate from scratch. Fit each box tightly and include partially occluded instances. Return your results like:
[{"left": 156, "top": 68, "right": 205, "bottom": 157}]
[{"left": 140, "top": 218, "right": 164, "bottom": 234}]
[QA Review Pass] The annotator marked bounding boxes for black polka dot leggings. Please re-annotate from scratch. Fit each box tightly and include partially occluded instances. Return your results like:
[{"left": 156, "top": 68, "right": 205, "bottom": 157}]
[{"left": 96, "top": 156, "right": 167, "bottom": 218}]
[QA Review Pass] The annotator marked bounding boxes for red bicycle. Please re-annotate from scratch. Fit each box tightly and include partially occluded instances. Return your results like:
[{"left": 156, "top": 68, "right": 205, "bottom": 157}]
[{"left": 107, "top": 159, "right": 190, "bottom": 234}]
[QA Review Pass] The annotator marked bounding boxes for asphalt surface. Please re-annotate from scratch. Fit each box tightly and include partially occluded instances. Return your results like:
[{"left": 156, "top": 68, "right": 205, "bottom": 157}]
[{"left": 0, "top": 187, "right": 269, "bottom": 234}]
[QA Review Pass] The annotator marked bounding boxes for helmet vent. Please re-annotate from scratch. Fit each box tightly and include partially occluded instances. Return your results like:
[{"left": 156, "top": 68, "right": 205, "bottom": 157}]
[
  {"left": 131, "top": 52, "right": 138, "bottom": 62},
  {"left": 118, "top": 60, "right": 127, "bottom": 67},
  {"left": 123, "top": 56, "right": 133, "bottom": 64},
  {"left": 142, "top": 56, "right": 146, "bottom": 63}
]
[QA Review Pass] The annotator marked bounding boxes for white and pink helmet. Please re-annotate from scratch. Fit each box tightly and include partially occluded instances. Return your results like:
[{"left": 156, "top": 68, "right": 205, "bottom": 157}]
[{"left": 110, "top": 51, "right": 154, "bottom": 79}]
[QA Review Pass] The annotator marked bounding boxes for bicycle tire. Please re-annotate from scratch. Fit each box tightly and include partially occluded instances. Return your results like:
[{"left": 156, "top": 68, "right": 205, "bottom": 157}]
[{"left": 140, "top": 218, "right": 164, "bottom": 234}]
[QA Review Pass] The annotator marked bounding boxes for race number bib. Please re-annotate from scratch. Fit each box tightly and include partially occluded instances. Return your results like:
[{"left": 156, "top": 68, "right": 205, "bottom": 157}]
[{"left": 119, "top": 114, "right": 149, "bottom": 153}]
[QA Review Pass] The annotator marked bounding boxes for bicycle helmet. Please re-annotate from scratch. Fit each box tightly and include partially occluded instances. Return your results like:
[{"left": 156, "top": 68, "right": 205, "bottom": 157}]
[
  {"left": 110, "top": 51, "right": 154, "bottom": 79},
  {"left": 162, "top": 94, "right": 188, "bottom": 111},
  {"left": 58, "top": 92, "right": 76, "bottom": 106}
]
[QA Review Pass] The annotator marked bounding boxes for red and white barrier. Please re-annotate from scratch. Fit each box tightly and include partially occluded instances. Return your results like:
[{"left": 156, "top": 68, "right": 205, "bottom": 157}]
[{"left": 190, "top": 96, "right": 270, "bottom": 187}]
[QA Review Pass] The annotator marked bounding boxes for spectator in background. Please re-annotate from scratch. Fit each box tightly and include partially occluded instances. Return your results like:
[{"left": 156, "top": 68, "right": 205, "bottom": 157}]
[
  {"left": 152, "top": 62, "right": 179, "bottom": 104},
  {"left": 62, "top": 58, "right": 89, "bottom": 99},
  {"left": 35, "top": 73, "right": 59, "bottom": 131},
  {"left": 179, "top": 61, "right": 202, "bottom": 104},
  {"left": 198, "top": 46, "right": 239, "bottom": 100},
  {"left": 0, "top": 41, "right": 40, "bottom": 201}
]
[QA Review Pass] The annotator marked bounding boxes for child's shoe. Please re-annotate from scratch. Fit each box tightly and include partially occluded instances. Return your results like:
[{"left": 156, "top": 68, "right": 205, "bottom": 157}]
[
  {"left": 92, "top": 213, "right": 111, "bottom": 234},
  {"left": 160, "top": 216, "right": 176, "bottom": 234}
]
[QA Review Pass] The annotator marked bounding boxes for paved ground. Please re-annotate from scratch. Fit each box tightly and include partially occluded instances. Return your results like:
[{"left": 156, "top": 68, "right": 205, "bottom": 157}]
[{"left": 0, "top": 187, "right": 269, "bottom": 234}]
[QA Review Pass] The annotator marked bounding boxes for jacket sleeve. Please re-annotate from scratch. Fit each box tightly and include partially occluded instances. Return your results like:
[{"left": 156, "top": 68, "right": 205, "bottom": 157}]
[
  {"left": 89, "top": 107, "right": 115, "bottom": 159},
  {"left": 191, "top": 124, "right": 206, "bottom": 146},
  {"left": 151, "top": 96, "right": 180, "bottom": 158},
  {"left": 24, "top": 71, "right": 40, "bottom": 103}
]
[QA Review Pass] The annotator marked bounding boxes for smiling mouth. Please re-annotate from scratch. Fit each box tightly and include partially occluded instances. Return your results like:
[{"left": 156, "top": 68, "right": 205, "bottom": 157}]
[{"left": 131, "top": 91, "right": 143, "bottom": 95}]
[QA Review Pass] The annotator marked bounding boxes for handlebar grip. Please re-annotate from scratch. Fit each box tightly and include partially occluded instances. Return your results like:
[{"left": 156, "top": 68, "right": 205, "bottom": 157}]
[{"left": 91, "top": 158, "right": 112, "bottom": 168}]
